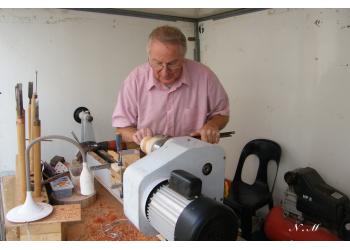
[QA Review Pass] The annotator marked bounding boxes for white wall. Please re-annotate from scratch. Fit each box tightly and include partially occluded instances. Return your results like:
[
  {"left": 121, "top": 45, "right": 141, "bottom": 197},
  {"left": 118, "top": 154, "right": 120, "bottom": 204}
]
[
  {"left": 2, "top": 8, "right": 350, "bottom": 204},
  {"left": 200, "top": 8, "right": 350, "bottom": 202},
  {"left": 0, "top": 9, "right": 194, "bottom": 172}
]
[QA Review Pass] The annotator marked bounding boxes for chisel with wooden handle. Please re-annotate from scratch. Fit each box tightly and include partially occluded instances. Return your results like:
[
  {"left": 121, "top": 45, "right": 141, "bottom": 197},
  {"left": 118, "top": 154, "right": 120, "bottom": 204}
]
[
  {"left": 33, "top": 98, "right": 42, "bottom": 197},
  {"left": 15, "top": 83, "right": 26, "bottom": 203}
]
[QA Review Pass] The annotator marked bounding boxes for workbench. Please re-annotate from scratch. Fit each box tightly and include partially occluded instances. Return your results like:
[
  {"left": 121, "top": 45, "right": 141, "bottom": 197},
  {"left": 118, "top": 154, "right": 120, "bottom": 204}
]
[
  {"left": 0, "top": 174, "right": 81, "bottom": 240},
  {"left": 0, "top": 144, "right": 160, "bottom": 241},
  {"left": 65, "top": 180, "right": 158, "bottom": 241},
  {"left": 0, "top": 174, "right": 157, "bottom": 241}
]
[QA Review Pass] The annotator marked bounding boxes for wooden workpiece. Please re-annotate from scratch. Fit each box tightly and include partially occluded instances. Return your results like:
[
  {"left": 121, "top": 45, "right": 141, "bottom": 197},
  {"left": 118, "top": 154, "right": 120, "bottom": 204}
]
[{"left": 108, "top": 150, "right": 140, "bottom": 164}]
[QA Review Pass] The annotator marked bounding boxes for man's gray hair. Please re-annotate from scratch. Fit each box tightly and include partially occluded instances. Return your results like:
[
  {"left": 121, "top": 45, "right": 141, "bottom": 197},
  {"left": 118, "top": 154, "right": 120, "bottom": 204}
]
[{"left": 147, "top": 25, "right": 187, "bottom": 56}]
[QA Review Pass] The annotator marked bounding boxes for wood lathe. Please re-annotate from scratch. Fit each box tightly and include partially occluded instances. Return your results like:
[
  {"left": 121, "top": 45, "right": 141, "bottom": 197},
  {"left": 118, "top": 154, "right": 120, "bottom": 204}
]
[{"left": 74, "top": 106, "right": 239, "bottom": 240}]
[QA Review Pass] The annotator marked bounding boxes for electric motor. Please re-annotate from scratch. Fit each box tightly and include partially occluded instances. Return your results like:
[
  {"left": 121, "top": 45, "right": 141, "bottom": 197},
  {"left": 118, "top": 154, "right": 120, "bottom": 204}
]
[{"left": 145, "top": 171, "right": 239, "bottom": 240}]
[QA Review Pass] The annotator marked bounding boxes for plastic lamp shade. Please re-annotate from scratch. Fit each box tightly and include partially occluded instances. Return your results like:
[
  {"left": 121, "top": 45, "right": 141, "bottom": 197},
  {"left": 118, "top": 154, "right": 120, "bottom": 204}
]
[{"left": 80, "top": 162, "right": 95, "bottom": 195}]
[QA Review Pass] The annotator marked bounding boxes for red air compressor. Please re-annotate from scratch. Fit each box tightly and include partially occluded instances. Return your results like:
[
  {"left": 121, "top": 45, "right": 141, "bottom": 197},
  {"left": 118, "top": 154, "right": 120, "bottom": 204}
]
[
  {"left": 264, "top": 206, "right": 340, "bottom": 240},
  {"left": 264, "top": 167, "right": 350, "bottom": 240}
]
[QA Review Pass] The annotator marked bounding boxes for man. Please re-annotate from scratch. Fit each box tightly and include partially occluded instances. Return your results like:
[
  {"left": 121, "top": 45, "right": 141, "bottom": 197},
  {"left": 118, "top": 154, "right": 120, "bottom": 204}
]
[{"left": 112, "top": 25, "right": 229, "bottom": 145}]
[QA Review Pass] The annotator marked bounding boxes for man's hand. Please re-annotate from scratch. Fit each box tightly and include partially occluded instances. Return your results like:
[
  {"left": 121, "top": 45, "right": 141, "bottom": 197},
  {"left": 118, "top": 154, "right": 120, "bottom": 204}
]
[
  {"left": 190, "top": 115, "right": 229, "bottom": 144},
  {"left": 190, "top": 123, "right": 220, "bottom": 144},
  {"left": 132, "top": 128, "right": 153, "bottom": 145}
]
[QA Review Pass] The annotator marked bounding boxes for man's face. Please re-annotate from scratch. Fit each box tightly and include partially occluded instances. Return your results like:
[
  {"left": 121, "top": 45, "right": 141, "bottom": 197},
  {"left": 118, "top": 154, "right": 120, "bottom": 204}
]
[{"left": 148, "top": 39, "right": 184, "bottom": 86}]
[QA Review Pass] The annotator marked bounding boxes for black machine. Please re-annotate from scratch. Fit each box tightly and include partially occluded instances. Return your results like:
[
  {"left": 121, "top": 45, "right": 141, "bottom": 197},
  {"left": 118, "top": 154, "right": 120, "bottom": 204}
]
[{"left": 283, "top": 167, "right": 350, "bottom": 240}]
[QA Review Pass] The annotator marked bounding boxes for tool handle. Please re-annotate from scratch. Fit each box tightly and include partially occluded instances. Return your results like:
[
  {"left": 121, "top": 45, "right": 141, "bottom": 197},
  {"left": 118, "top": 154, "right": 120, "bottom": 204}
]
[
  {"left": 107, "top": 140, "right": 117, "bottom": 150},
  {"left": 97, "top": 140, "right": 117, "bottom": 151},
  {"left": 115, "top": 133, "right": 122, "bottom": 152},
  {"left": 191, "top": 130, "right": 235, "bottom": 139},
  {"left": 97, "top": 140, "right": 130, "bottom": 151},
  {"left": 96, "top": 141, "right": 109, "bottom": 150},
  {"left": 33, "top": 123, "right": 42, "bottom": 197},
  {"left": 219, "top": 131, "right": 235, "bottom": 138},
  {"left": 16, "top": 118, "right": 26, "bottom": 203}
]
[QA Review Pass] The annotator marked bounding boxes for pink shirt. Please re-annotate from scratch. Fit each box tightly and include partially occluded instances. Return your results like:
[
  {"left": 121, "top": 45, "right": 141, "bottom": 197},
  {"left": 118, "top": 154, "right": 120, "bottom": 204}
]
[{"left": 112, "top": 59, "right": 229, "bottom": 137}]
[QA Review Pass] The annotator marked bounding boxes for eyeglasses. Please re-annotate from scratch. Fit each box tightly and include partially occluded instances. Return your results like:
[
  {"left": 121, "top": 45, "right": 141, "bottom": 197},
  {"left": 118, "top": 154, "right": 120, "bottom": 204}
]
[{"left": 149, "top": 59, "right": 182, "bottom": 71}]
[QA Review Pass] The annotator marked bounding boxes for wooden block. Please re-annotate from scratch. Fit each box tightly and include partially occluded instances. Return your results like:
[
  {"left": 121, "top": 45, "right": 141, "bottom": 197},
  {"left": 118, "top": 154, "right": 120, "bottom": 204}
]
[
  {"left": 61, "top": 222, "right": 67, "bottom": 240},
  {"left": 110, "top": 163, "right": 122, "bottom": 185},
  {"left": 108, "top": 152, "right": 122, "bottom": 185},
  {"left": 5, "top": 227, "right": 19, "bottom": 241},
  {"left": 20, "top": 232, "right": 62, "bottom": 241},
  {"left": 107, "top": 150, "right": 140, "bottom": 186},
  {"left": 20, "top": 222, "right": 61, "bottom": 234},
  {"left": 107, "top": 150, "right": 140, "bottom": 167}
]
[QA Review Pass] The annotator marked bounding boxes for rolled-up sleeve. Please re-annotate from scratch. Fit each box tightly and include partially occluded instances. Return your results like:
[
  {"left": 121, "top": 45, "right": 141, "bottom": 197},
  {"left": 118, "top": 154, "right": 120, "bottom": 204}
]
[
  {"left": 112, "top": 75, "right": 138, "bottom": 128},
  {"left": 207, "top": 71, "right": 230, "bottom": 119}
]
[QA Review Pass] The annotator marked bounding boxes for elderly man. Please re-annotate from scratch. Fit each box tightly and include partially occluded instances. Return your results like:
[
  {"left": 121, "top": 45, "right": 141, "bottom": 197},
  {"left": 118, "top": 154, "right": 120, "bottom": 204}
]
[{"left": 112, "top": 25, "right": 229, "bottom": 144}]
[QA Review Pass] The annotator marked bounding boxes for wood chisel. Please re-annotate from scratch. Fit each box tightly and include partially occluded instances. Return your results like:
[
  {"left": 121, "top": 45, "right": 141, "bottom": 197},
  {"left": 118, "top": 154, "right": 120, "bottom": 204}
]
[
  {"left": 15, "top": 83, "right": 26, "bottom": 203},
  {"left": 115, "top": 133, "right": 124, "bottom": 198},
  {"left": 33, "top": 97, "right": 41, "bottom": 197},
  {"left": 191, "top": 130, "right": 235, "bottom": 139},
  {"left": 30, "top": 96, "right": 36, "bottom": 174},
  {"left": 27, "top": 82, "right": 33, "bottom": 172}
]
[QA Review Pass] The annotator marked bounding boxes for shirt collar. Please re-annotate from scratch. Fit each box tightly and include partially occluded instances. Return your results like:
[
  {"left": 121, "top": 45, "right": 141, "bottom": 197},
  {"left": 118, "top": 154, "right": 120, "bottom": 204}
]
[{"left": 146, "top": 59, "right": 191, "bottom": 91}]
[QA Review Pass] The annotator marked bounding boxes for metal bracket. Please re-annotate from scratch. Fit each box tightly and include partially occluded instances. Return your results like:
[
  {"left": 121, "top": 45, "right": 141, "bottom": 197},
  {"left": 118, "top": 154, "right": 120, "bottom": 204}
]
[{"left": 89, "top": 163, "right": 111, "bottom": 171}]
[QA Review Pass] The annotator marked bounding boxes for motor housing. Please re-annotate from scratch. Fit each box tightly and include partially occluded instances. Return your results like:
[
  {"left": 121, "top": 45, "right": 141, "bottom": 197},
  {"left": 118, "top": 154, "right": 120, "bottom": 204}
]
[
  {"left": 123, "top": 137, "right": 238, "bottom": 240},
  {"left": 146, "top": 176, "right": 238, "bottom": 240}
]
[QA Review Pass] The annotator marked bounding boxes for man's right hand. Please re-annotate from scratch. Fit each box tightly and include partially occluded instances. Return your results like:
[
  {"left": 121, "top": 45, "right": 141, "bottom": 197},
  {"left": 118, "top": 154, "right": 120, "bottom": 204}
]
[{"left": 132, "top": 128, "right": 153, "bottom": 145}]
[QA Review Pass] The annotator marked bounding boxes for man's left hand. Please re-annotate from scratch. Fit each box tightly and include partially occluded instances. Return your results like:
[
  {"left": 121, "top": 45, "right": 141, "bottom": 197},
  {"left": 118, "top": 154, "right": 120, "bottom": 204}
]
[{"left": 190, "top": 124, "right": 220, "bottom": 144}]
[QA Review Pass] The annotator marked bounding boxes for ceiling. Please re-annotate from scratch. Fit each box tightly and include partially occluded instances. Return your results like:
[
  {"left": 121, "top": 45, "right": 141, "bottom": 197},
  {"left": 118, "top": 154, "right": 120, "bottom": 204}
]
[{"left": 124, "top": 8, "right": 237, "bottom": 19}]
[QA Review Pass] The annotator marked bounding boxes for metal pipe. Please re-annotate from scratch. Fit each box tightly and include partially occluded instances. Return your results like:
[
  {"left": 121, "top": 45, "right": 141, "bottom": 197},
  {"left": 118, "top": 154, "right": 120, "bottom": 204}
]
[
  {"left": 25, "top": 135, "right": 86, "bottom": 191},
  {"left": 197, "top": 8, "right": 269, "bottom": 22},
  {"left": 194, "top": 21, "right": 200, "bottom": 62},
  {"left": 66, "top": 8, "right": 197, "bottom": 23}
]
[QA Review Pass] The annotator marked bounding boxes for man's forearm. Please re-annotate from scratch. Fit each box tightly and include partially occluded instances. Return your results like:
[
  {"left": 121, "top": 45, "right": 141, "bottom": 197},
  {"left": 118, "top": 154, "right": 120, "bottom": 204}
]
[
  {"left": 206, "top": 115, "right": 229, "bottom": 130},
  {"left": 116, "top": 127, "right": 137, "bottom": 142}
]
